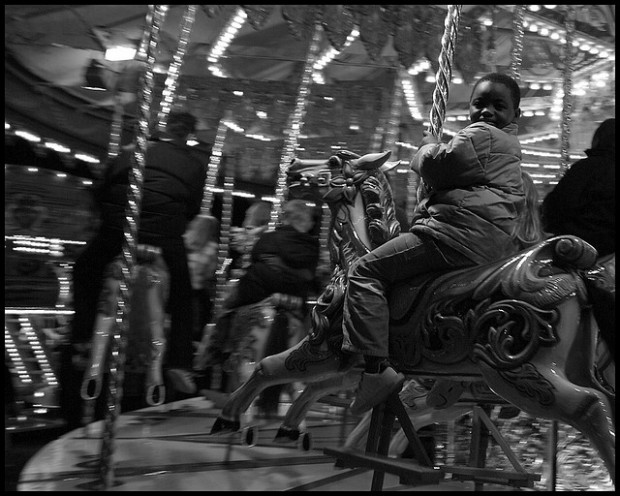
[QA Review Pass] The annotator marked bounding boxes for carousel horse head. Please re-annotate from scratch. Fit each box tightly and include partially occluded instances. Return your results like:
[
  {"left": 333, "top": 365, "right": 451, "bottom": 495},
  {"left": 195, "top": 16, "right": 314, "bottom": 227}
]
[
  {"left": 286, "top": 150, "right": 404, "bottom": 349},
  {"left": 288, "top": 150, "right": 403, "bottom": 267}
]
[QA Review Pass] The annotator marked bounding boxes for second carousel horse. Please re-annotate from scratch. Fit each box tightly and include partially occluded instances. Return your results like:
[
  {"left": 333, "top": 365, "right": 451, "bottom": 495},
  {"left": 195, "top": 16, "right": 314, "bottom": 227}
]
[{"left": 80, "top": 244, "right": 170, "bottom": 410}]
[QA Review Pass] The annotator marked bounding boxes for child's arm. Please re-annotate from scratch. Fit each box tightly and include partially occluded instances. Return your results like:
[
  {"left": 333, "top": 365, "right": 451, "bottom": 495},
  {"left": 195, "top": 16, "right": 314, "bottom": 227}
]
[
  {"left": 410, "top": 131, "right": 439, "bottom": 175},
  {"left": 411, "top": 123, "right": 491, "bottom": 190}
]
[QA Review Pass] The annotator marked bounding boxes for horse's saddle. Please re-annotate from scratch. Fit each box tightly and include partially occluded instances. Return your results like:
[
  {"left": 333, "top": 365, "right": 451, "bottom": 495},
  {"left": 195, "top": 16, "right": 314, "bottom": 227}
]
[
  {"left": 104, "top": 243, "right": 168, "bottom": 281},
  {"left": 387, "top": 235, "right": 603, "bottom": 371},
  {"left": 219, "top": 292, "right": 307, "bottom": 352}
]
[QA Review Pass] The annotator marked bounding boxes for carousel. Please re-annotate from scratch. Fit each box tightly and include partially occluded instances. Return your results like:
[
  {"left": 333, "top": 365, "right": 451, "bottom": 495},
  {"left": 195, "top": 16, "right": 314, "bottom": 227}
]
[{"left": 4, "top": 5, "right": 615, "bottom": 492}]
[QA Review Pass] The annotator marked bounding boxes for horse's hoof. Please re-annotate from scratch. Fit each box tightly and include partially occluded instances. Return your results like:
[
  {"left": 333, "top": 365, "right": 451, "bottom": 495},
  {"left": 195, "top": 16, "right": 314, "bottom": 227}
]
[
  {"left": 498, "top": 405, "right": 521, "bottom": 419},
  {"left": 241, "top": 426, "right": 259, "bottom": 447},
  {"left": 426, "top": 380, "right": 465, "bottom": 409},
  {"left": 274, "top": 426, "right": 300, "bottom": 443},
  {"left": 299, "top": 431, "right": 312, "bottom": 451},
  {"left": 210, "top": 416, "right": 240, "bottom": 434}
]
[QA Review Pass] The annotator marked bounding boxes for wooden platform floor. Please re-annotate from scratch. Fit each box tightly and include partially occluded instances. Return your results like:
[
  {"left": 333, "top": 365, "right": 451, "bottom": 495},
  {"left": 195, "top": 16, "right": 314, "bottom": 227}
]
[{"left": 16, "top": 396, "right": 523, "bottom": 492}]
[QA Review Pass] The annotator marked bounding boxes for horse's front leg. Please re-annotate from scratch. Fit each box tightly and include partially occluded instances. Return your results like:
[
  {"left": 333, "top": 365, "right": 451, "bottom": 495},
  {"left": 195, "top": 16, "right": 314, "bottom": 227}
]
[
  {"left": 144, "top": 265, "right": 167, "bottom": 406},
  {"left": 80, "top": 325, "right": 111, "bottom": 402},
  {"left": 484, "top": 359, "right": 615, "bottom": 484},
  {"left": 595, "top": 327, "right": 615, "bottom": 394},
  {"left": 343, "top": 378, "right": 472, "bottom": 454},
  {"left": 479, "top": 303, "right": 615, "bottom": 484},
  {"left": 275, "top": 368, "right": 362, "bottom": 442},
  {"left": 211, "top": 336, "right": 350, "bottom": 434},
  {"left": 80, "top": 264, "right": 120, "bottom": 405}
]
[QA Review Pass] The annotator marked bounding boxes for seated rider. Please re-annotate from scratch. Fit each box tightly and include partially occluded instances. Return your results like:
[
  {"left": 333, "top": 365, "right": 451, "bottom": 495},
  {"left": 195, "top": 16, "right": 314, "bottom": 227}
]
[
  {"left": 183, "top": 214, "right": 220, "bottom": 343},
  {"left": 341, "top": 72, "right": 526, "bottom": 415},
  {"left": 229, "top": 200, "right": 272, "bottom": 276},
  {"left": 205, "top": 199, "right": 320, "bottom": 368}
]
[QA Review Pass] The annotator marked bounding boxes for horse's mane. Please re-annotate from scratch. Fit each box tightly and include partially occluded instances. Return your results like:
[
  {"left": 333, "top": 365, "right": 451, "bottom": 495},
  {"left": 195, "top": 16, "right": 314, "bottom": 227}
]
[{"left": 360, "top": 168, "right": 402, "bottom": 249}]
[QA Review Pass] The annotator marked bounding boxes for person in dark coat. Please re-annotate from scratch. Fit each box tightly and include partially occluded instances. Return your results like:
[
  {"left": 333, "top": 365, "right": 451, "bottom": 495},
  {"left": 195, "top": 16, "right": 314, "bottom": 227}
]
[
  {"left": 541, "top": 118, "right": 615, "bottom": 361},
  {"left": 541, "top": 118, "right": 615, "bottom": 257},
  {"left": 60, "top": 111, "right": 208, "bottom": 429}
]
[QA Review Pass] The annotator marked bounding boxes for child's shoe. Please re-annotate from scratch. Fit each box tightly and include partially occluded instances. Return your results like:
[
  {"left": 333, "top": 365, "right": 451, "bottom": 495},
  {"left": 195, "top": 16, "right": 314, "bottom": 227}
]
[{"left": 349, "top": 366, "right": 404, "bottom": 415}]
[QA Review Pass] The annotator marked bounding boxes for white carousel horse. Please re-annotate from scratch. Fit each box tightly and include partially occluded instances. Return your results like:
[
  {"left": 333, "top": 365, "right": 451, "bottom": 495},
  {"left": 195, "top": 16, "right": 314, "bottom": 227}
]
[
  {"left": 80, "top": 244, "right": 170, "bottom": 409},
  {"left": 210, "top": 150, "right": 615, "bottom": 483}
]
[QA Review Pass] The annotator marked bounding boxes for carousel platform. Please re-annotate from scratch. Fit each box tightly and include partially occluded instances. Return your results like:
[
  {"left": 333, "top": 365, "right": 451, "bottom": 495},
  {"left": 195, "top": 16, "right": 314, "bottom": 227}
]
[{"left": 16, "top": 395, "right": 524, "bottom": 492}]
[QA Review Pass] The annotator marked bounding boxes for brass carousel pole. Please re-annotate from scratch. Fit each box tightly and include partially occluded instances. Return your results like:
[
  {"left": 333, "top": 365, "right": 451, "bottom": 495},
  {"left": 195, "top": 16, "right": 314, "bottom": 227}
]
[
  {"left": 548, "top": 6, "right": 575, "bottom": 492},
  {"left": 373, "top": 69, "right": 403, "bottom": 157},
  {"left": 424, "top": 3, "right": 462, "bottom": 475},
  {"left": 385, "top": 69, "right": 404, "bottom": 161},
  {"left": 412, "top": 4, "right": 461, "bottom": 229},
  {"left": 200, "top": 119, "right": 228, "bottom": 221},
  {"left": 192, "top": 117, "right": 230, "bottom": 381},
  {"left": 510, "top": 5, "right": 525, "bottom": 83},
  {"left": 155, "top": 4, "right": 197, "bottom": 132},
  {"left": 97, "top": 4, "right": 166, "bottom": 489},
  {"left": 269, "top": 19, "right": 323, "bottom": 228},
  {"left": 559, "top": 8, "right": 575, "bottom": 175},
  {"left": 211, "top": 139, "right": 235, "bottom": 323},
  {"left": 400, "top": 70, "right": 421, "bottom": 219},
  {"left": 80, "top": 96, "right": 125, "bottom": 435},
  {"left": 428, "top": 5, "right": 462, "bottom": 140},
  {"left": 408, "top": 4, "right": 462, "bottom": 238},
  {"left": 107, "top": 99, "right": 124, "bottom": 162},
  {"left": 194, "top": 8, "right": 245, "bottom": 332}
]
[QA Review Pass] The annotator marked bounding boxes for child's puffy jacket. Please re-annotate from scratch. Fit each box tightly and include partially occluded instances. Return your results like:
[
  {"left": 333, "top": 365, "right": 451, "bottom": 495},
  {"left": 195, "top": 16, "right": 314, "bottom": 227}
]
[{"left": 410, "top": 121, "right": 525, "bottom": 264}]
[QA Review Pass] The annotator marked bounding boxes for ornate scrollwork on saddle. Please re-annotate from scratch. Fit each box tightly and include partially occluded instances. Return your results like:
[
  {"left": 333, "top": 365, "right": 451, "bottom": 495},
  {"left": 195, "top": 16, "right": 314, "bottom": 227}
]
[
  {"left": 388, "top": 235, "right": 599, "bottom": 372},
  {"left": 218, "top": 292, "right": 310, "bottom": 376}
]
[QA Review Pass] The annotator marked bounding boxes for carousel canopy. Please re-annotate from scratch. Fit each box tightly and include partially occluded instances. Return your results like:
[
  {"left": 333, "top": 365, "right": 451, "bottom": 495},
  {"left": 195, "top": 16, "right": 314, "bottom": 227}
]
[{"left": 4, "top": 5, "right": 616, "bottom": 195}]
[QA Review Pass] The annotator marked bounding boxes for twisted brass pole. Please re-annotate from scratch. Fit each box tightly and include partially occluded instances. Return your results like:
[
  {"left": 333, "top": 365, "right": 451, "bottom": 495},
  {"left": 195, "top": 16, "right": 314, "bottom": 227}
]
[
  {"left": 212, "top": 155, "right": 235, "bottom": 319},
  {"left": 410, "top": 6, "right": 461, "bottom": 219},
  {"left": 270, "top": 21, "right": 322, "bottom": 228},
  {"left": 559, "top": 8, "right": 575, "bottom": 175},
  {"left": 98, "top": 5, "right": 166, "bottom": 488},
  {"left": 428, "top": 5, "right": 462, "bottom": 139},
  {"left": 549, "top": 9, "right": 575, "bottom": 488},
  {"left": 156, "top": 4, "right": 197, "bottom": 132},
  {"left": 510, "top": 5, "right": 525, "bottom": 83}
]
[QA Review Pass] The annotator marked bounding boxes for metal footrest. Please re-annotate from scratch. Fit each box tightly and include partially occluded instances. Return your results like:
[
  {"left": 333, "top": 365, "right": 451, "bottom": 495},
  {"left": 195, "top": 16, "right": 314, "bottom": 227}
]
[
  {"left": 316, "top": 394, "right": 351, "bottom": 409},
  {"left": 324, "top": 446, "right": 443, "bottom": 485},
  {"left": 446, "top": 465, "right": 541, "bottom": 488}
]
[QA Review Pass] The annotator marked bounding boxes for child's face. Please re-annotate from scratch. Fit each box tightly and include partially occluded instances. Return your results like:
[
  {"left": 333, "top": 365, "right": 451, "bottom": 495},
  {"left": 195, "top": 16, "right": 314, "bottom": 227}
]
[{"left": 469, "top": 81, "right": 520, "bottom": 129}]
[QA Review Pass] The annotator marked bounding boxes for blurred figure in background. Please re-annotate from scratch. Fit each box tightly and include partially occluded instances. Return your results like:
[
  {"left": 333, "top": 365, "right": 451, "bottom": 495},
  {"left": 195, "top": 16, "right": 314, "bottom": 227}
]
[
  {"left": 203, "top": 200, "right": 320, "bottom": 384},
  {"left": 513, "top": 170, "right": 548, "bottom": 250},
  {"left": 60, "top": 111, "right": 207, "bottom": 429},
  {"left": 541, "top": 118, "right": 615, "bottom": 360},
  {"left": 229, "top": 200, "right": 273, "bottom": 276},
  {"left": 225, "top": 199, "right": 319, "bottom": 310},
  {"left": 541, "top": 118, "right": 615, "bottom": 258},
  {"left": 184, "top": 214, "right": 220, "bottom": 344}
]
